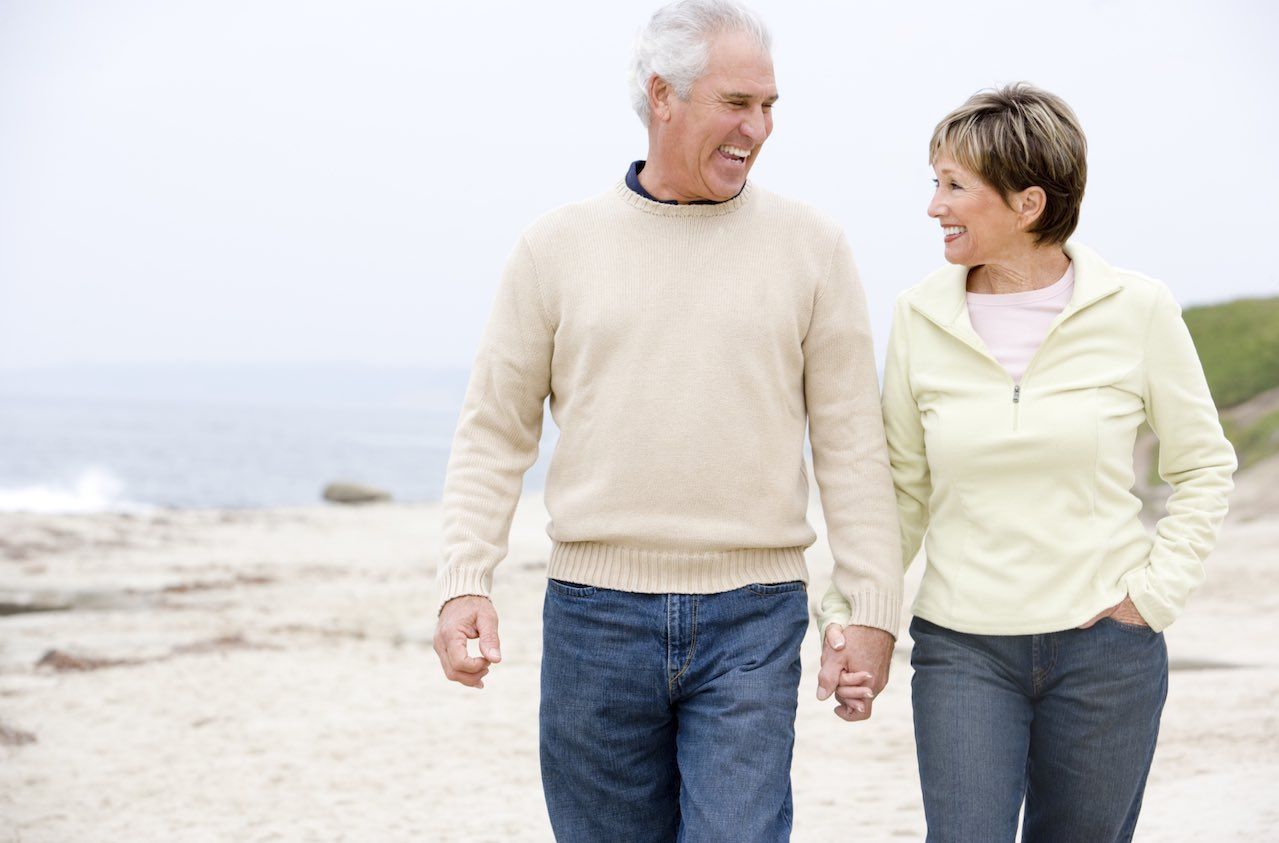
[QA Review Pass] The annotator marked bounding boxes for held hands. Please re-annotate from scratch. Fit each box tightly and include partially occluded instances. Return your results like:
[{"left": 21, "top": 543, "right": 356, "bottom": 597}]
[
  {"left": 817, "top": 623, "right": 894, "bottom": 722},
  {"left": 433, "top": 595, "right": 502, "bottom": 688},
  {"left": 1077, "top": 595, "right": 1149, "bottom": 630}
]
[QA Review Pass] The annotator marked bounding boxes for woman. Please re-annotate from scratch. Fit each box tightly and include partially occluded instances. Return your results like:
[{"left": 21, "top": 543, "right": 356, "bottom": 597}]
[{"left": 819, "top": 83, "right": 1236, "bottom": 841}]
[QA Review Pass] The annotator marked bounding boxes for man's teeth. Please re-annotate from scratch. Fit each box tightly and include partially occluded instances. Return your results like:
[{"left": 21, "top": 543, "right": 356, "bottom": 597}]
[
  {"left": 943, "top": 226, "right": 966, "bottom": 236},
  {"left": 720, "top": 145, "right": 751, "bottom": 159}
]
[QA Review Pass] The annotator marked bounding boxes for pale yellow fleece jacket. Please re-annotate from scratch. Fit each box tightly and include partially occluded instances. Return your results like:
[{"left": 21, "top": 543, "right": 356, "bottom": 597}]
[
  {"left": 819, "top": 242, "right": 1235, "bottom": 635},
  {"left": 439, "top": 182, "right": 903, "bottom": 633}
]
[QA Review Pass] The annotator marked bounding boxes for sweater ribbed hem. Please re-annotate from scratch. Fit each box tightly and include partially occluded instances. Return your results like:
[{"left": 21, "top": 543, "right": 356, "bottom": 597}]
[
  {"left": 435, "top": 565, "right": 494, "bottom": 615},
  {"left": 548, "top": 541, "right": 808, "bottom": 594}
]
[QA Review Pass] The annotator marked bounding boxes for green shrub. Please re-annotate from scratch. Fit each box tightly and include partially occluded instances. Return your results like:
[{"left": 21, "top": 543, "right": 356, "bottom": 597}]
[{"left": 1183, "top": 297, "right": 1279, "bottom": 409}]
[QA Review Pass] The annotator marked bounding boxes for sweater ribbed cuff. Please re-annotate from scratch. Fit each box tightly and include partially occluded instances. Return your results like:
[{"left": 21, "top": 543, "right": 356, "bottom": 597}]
[
  {"left": 548, "top": 541, "right": 809, "bottom": 594},
  {"left": 436, "top": 566, "right": 494, "bottom": 615},
  {"left": 845, "top": 588, "right": 903, "bottom": 638}
]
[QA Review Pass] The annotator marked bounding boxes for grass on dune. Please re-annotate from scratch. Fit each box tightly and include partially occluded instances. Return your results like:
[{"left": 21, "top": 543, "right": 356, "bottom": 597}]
[
  {"left": 1144, "top": 295, "right": 1279, "bottom": 485},
  {"left": 1183, "top": 296, "right": 1279, "bottom": 410}
]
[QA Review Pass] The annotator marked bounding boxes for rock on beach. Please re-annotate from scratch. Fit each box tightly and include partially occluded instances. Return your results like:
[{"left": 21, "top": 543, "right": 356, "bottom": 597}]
[{"left": 321, "top": 482, "right": 392, "bottom": 505}]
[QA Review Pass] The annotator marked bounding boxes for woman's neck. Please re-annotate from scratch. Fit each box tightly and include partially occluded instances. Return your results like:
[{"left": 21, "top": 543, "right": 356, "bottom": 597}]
[{"left": 968, "top": 246, "right": 1070, "bottom": 294}]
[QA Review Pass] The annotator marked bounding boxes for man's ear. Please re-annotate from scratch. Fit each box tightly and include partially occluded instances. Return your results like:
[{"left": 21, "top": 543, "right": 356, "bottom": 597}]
[{"left": 648, "top": 75, "right": 672, "bottom": 122}]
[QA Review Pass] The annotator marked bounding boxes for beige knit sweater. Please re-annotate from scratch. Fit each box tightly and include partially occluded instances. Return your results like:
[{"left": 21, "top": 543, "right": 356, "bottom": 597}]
[{"left": 438, "top": 181, "right": 903, "bottom": 634}]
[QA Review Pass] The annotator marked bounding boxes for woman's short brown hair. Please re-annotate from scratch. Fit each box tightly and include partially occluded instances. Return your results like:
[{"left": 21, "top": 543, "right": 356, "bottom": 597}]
[{"left": 930, "top": 82, "right": 1087, "bottom": 246}]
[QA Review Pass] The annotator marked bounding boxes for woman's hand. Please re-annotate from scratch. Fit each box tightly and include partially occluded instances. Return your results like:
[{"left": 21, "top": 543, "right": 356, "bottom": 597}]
[{"left": 1078, "top": 595, "right": 1149, "bottom": 629}]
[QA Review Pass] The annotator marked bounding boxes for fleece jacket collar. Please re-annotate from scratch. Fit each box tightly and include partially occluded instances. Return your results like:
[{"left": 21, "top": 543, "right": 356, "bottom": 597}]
[{"left": 907, "top": 242, "right": 1125, "bottom": 353}]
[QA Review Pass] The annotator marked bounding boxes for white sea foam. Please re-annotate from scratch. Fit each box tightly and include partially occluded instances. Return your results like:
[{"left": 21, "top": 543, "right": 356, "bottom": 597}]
[{"left": 0, "top": 468, "right": 152, "bottom": 514}]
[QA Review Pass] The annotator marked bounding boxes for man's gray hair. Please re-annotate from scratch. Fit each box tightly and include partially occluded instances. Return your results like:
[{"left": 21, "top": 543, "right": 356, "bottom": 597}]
[{"left": 629, "top": 0, "right": 772, "bottom": 128}]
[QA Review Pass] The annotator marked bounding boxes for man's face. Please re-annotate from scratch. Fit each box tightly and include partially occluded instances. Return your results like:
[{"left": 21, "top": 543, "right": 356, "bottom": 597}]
[{"left": 660, "top": 30, "right": 777, "bottom": 202}]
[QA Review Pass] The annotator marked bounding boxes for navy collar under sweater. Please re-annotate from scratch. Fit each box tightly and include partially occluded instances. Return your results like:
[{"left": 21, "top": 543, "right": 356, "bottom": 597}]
[{"left": 625, "top": 160, "right": 742, "bottom": 205}]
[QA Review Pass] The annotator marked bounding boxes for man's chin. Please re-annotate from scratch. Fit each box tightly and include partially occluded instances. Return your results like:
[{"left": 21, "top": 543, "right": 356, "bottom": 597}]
[{"left": 706, "top": 177, "right": 747, "bottom": 202}]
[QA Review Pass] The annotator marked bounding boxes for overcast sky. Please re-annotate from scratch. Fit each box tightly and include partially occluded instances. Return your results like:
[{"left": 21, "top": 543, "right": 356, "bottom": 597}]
[{"left": 2, "top": 0, "right": 1276, "bottom": 371}]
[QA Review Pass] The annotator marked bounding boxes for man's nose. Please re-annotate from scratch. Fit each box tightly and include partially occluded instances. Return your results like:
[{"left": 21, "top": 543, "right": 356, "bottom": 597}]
[{"left": 741, "top": 107, "right": 766, "bottom": 140}]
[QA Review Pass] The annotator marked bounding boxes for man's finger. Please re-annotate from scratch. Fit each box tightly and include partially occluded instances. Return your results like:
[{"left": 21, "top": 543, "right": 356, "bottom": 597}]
[
  {"left": 833, "top": 701, "right": 869, "bottom": 722},
  {"left": 449, "top": 666, "right": 490, "bottom": 688},
  {"left": 476, "top": 604, "right": 503, "bottom": 663},
  {"left": 445, "top": 633, "right": 490, "bottom": 675},
  {"left": 833, "top": 704, "right": 857, "bottom": 722}
]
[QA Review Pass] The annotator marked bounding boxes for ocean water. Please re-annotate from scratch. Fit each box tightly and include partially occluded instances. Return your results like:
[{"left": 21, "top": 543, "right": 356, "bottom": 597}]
[{"left": 0, "top": 366, "right": 554, "bottom": 512}]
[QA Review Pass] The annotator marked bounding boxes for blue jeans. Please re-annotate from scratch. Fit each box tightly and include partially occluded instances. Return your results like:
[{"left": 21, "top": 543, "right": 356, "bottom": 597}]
[
  {"left": 910, "top": 616, "right": 1169, "bottom": 843},
  {"left": 539, "top": 579, "right": 808, "bottom": 842}
]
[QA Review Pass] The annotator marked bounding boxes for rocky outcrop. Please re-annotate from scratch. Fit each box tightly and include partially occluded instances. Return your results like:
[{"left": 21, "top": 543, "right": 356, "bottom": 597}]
[{"left": 321, "top": 482, "right": 392, "bottom": 505}]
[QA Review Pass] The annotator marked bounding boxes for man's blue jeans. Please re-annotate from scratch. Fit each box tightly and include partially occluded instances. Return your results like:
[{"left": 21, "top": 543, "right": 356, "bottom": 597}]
[
  {"left": 539, "top": 579, "right": 808, "bottom": 842},
  {"left": 910, "top": 616, "right": 1169, "bottom": 842}
]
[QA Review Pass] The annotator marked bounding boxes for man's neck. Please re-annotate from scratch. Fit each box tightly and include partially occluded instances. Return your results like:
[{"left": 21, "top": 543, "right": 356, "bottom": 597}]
[
  {"left": 628, "top": 160, "right": 737, "bottom": 206},
  {"left": 637, "top": 160, "right": 696, "bottom": 204}
]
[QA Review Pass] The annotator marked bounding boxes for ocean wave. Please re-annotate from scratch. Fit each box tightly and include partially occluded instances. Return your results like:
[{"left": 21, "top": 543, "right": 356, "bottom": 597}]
[{"left": 0, "top": 469, "right": 153, "bottom": 514}]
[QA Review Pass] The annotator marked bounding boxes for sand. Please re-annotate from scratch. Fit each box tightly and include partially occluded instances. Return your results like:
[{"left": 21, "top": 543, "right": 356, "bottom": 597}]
[{"left": 2, "top": 468, "right": 1277, "bottom": 841}]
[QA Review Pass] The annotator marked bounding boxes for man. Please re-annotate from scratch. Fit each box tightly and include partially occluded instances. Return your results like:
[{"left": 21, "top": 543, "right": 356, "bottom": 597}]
[{"left": 433, "top": 1, "right": 901, "bottom": 838}]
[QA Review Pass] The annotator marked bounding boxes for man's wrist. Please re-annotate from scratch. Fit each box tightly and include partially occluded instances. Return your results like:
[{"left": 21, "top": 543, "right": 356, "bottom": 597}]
[
  {"left": 841, "top": 589, "right": 903, "bottom": 638},
  {"left": 845, "top": 622, "right": 897, "bottom": 642},
  {"left": 438, "top": 593, "right": 491, "bottom": 617}
]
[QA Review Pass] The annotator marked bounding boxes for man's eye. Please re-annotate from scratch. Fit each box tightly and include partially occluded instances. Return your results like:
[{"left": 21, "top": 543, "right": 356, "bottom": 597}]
[
  {"left": 951, "top": 182, "right": 962, "bottom": 190},
  {"left": 931, "top": 178, "right": 939, "bottom": 187}
]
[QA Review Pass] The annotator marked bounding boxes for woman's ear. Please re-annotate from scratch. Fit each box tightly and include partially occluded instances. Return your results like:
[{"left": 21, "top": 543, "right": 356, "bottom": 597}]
[{"left": 1015, "top": 186, "right": 1048, "bottom": 230}]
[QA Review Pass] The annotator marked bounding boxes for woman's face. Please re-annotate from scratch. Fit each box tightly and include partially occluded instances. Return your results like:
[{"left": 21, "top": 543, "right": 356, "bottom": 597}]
[{"left": 927, "top": 152, "right": 1028, "bottom": 267}]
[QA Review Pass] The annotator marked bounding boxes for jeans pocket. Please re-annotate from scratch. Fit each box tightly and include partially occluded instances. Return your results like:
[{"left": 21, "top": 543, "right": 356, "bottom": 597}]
[
  {"left": 548, "top": 578, "right": 596, "bottom": 598},
  {"left": 747, "top": 580, "right": 806, "bottom": 596}
]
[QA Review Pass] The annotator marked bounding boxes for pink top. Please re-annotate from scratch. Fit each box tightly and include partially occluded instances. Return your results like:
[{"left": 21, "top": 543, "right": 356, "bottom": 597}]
[{"left": 966, "top": 263, "right": 1075, "bottom": 384}]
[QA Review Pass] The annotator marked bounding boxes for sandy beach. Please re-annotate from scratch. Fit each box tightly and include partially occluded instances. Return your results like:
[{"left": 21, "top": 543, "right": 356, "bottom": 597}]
[{"left": 2, "top": 460, "right": 1277, "bottom": 842}]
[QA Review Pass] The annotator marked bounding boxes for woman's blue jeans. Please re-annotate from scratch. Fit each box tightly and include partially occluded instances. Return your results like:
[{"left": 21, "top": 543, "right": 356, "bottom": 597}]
[
  {"left": 910, "top": 616, "right": 1169, "bottom": 842},
  {"left": 539, "top": 579, "right": 808, "bottom": 842}
]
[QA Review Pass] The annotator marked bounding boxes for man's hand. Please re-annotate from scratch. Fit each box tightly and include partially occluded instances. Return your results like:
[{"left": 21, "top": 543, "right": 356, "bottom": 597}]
[
  {"left": 1078, "top": 595, "right": 1149, "bottom": 630},
  {"left": 433, "top": 595, "right": 502, "bottom": 688},
  {"left": 817, "top": 623, "right": 894, "bottom": 722}
]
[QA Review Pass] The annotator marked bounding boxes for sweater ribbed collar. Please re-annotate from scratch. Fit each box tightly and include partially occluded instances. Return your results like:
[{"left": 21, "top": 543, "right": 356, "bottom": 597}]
[
  {"left": 625, "top": 160, "right": 733, "bottom": 206},
  {"left": 613, "top": 179, "right": 754, "bottom": 217}
]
